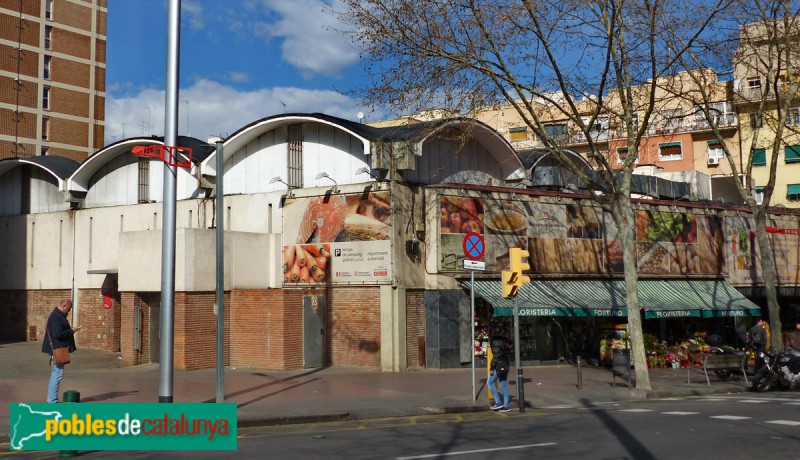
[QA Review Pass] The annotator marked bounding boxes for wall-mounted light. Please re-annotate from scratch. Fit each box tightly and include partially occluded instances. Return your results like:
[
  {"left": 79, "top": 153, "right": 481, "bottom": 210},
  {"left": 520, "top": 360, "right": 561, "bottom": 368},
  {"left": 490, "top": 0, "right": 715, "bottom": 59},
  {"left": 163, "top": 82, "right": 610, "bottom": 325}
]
[
  {"left": 315, "top": 172, "right": 339, "bottom": 194},
  {"left": 269, "top": 176, "right": 294, "bottom": 197},
  {"left": 355, "top": 166, "right": 380, "bottom": 181}
]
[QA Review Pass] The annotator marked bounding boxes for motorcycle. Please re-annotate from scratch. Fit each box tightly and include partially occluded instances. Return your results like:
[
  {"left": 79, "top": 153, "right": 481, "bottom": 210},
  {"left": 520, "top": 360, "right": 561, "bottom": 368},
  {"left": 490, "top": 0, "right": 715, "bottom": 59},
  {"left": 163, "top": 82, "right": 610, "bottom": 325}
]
[{"left": 751, "top": 346, "right": 800, "bottom": 392}]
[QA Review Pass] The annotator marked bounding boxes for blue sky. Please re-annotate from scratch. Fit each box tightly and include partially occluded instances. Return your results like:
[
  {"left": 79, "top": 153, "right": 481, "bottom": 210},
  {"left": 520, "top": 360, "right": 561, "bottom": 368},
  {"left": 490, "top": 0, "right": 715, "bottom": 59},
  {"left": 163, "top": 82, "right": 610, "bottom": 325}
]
[{"left": 105, "top": 0, "right": 375, "bottom": 144}]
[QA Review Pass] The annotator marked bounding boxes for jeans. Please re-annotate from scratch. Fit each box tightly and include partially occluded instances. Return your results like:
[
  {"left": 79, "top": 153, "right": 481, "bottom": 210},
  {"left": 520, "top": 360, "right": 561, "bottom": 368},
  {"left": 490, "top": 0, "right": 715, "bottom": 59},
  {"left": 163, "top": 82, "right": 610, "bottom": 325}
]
[
  {"left": 488, "top": 369, "right": 510, "bottom": 409},
  {"left": 47, "top": 359, "right": 64, "bottom": 403}
]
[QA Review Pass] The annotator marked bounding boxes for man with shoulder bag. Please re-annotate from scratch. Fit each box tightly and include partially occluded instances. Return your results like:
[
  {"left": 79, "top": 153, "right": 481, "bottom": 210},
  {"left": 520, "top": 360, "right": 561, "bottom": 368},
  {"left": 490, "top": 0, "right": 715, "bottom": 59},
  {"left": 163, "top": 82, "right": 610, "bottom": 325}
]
[{"left": 42, "top": 299, "right": 81, "bottom": 403}]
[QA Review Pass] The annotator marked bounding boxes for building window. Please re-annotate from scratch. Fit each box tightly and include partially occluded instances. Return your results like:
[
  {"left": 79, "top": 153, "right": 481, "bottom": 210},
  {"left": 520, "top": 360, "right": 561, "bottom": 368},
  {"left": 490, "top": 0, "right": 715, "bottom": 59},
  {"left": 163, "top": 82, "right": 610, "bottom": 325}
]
[
  {"left": 786, "top": 145, "right": 800, "bottom": 164},
  {"left": 661, "top": 108, "right": 683, "bottom": 130},
  {"left": 754, "top": 186, "right": 765, "bottom": 205},
  {"left": 41, "top": 146, "right": 49, "bottom": 156},
  {"left": 45, "top": 26, "right": 52, "bottom": 49},
  {"left": 41, "top": 116, "right": 49, "bottom": 140},
  {"left": 787, "top": 107, "right": 800, "bottom": 126},
  {"left": 43, "top": 86, "right": 50, "bottom": 110},
  {"left": 138, "top": 159, "right": 150, "bottom": 203},
  {"left": 788, "top": 184, "right": 800, "bottom": 202},
  {"left": 509, "top": 126, "right": 527, "bottom": 142},
  {"left": 747, "top": 77, "right": 761, "bottom": 90},
  {"left": 44, "top": 56, "right": 51, "bottom": 79},
  {"left": 749, "top": 112, "right": 763, "bottom": 128},
  {"left": 752, "top": 148, "right": 766, "bottom": 166},
  {"left": 543, "top": 123, "right": 568, "bottom": 143},
  {"left": 616, "top": 147, "right": 639, "bottom": 164},
  {"left": 707, "top": 140, "right": 724, "bottom": 160},
  {"left": 658, "top": 142, "right": 682, "bottom": 161},
  {"left": 45, "top": 0, "right": 53, "bottom": 20},
  {"left": 287, "top": 124, "right": 303, "bottom": 189},
  {"left": 695, "top": 102, "right": 734, "bottom": 125}
]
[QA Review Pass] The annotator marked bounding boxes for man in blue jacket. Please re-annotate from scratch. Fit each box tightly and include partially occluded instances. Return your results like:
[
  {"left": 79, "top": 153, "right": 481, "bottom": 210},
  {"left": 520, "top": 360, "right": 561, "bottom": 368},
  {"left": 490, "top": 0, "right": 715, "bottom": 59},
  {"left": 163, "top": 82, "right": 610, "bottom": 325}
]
[{"left": 41, "top": 299, "right": 81, "bottom": 403}]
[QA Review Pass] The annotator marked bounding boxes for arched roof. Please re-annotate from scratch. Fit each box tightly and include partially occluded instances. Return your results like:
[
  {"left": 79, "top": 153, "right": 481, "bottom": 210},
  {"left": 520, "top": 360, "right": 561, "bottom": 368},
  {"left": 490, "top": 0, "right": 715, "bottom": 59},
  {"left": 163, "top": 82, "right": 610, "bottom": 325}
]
[
  {"left": 68, "top": 136, "right": 213, "bottom": 193},
  {"left": 203, "top": 113, "right": 526, "bottom": 181},
  {"left": 0, "top": 156, "right": 80, "bottom": 191}
]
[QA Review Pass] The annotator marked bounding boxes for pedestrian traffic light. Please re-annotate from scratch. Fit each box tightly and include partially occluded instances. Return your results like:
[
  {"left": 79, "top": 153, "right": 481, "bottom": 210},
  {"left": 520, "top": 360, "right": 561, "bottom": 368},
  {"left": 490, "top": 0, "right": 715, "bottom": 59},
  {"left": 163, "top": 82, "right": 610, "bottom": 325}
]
[{"left": 509, "top": 247, "right": 531, "bottom": 290}]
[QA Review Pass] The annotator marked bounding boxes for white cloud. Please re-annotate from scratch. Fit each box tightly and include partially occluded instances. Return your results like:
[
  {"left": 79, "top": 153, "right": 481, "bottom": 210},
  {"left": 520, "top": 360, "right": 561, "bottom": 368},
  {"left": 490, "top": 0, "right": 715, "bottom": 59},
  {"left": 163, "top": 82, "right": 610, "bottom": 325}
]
[
  {"left": 105, "top": 79, "right": 373, "bottom": 144},
  {"left": 183, "top": 0, "right": 205, "bottom": 31},
  {"left": 254, "top": 0, "right": 359, "bottom": 79}
]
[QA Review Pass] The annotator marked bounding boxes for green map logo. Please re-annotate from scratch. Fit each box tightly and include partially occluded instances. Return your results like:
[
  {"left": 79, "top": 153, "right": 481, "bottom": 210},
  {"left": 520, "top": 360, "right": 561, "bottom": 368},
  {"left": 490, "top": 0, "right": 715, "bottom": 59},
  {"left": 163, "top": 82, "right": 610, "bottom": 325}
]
[{"left": 9, "top": 403, "right": 237, "bottom": 451}]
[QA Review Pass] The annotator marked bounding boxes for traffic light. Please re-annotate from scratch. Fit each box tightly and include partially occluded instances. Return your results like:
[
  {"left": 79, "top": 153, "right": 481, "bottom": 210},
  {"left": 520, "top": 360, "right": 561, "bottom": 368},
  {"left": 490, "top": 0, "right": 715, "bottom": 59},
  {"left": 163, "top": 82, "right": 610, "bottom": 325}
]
[
  {"left": 501, "top": 248, "right": 531, "bottom": 298},
  {"left": 502, "top": 269, "right": 518, "bottom": 298}
]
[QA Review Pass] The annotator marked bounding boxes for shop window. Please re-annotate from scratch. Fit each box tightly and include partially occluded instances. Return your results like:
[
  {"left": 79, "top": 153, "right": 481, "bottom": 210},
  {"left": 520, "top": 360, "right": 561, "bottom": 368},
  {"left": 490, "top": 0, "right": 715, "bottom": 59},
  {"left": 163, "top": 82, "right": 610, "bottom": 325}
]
[
  {"left": 658, "top": 142, "right": 682, "bottom": 161},
  {"left": 786, "top": 145, "right": 800, "bottom": 164},
  {"left": 752, "top": 148, "right": 766, "bottom": 167}
]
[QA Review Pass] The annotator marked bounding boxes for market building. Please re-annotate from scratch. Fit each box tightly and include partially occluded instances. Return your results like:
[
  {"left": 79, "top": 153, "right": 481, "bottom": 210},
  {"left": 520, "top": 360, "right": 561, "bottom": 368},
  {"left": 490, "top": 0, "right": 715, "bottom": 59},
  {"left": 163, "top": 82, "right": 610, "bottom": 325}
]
[{"left": 0, "top": 113, "right": 798, "bottom": 372}]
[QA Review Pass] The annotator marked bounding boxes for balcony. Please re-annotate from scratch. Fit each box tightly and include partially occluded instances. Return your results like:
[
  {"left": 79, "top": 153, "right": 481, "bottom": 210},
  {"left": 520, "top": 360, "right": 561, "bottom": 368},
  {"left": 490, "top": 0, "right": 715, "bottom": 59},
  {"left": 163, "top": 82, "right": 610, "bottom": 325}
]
[{"left": 735, "top": 79, "right": 800, "bottom": 104}]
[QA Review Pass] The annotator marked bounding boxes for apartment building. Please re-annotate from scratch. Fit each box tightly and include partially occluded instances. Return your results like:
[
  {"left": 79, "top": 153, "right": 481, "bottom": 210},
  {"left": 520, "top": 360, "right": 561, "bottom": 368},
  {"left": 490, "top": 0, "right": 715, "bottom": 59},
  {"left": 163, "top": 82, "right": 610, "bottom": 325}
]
[
  {"left": 0, "top": 0, "right": 106, "bottom": 161},
  {"left": 733, "top": 18, "right": 800, "bottom": 208}
]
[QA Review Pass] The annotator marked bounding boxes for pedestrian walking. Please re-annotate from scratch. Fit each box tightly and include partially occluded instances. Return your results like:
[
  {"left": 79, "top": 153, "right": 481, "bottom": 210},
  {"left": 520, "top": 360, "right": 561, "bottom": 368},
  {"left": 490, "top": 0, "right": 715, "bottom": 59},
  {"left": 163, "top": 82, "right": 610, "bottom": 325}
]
[
  {"left": 488, "top": 326, "right": 511, "bottom": 412},
  {"left": 42, "top": 299, "right": 81, "bottom": 403}
]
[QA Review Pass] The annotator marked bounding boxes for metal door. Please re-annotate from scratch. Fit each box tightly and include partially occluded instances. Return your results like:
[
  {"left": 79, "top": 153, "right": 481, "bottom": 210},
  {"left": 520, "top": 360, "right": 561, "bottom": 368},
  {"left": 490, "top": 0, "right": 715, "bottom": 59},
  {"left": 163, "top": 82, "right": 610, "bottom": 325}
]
[{"left": 303, "top": 295, "right": 324, "bottom": 368}]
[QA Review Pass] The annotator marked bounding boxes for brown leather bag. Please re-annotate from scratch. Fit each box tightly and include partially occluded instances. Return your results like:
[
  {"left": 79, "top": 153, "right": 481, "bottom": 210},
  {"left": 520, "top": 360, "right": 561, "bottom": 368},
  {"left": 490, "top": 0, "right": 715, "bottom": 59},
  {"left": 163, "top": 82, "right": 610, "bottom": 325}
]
[{"left": 47, "top": 330, "right": 70, "bottom": 365}]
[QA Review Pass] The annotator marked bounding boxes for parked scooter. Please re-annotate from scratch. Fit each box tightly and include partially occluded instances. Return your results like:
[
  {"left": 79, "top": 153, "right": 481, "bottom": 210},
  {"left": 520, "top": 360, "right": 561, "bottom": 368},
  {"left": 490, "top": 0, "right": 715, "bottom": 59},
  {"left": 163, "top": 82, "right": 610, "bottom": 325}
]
[{"left": 751, "top": 346, "right": 800, "bottom": 392}]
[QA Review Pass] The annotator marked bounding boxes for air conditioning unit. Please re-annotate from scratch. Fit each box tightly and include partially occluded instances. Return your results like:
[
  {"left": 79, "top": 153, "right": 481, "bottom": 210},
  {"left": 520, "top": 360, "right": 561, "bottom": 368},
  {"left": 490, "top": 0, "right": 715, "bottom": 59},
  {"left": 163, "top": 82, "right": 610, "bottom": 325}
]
[{"left": 707, "top": 157, "right": 720, "bottom": 165}]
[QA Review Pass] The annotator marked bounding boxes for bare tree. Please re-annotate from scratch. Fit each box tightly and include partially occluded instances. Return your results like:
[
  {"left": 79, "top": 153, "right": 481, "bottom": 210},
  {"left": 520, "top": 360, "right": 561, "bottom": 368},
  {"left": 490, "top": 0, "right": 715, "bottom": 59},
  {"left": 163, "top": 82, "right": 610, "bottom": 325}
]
[
  {"left": 334, "top": 0, "right": 731, "bottom": 389},
  {"left": 678, "top": 3, "right": 800, "bottom": 351}
]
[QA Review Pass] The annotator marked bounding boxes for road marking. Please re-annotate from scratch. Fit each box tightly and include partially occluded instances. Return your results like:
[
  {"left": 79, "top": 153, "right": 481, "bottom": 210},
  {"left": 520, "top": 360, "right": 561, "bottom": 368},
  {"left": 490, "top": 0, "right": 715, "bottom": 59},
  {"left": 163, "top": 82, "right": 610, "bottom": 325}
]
[
  {"left": 696, "top": 398, "right": 727, "bottom": 402},
  {"left": 783, "top": 402, "right": 800, "bottom": 406},
  {"left": 662, "top": 411, "right": 699, "bottom": 415},
  {"left": 710, "top": 415, "right": 751, "bottom": 420},
  {"left": 396, "top": 443, "right": 556, "bottom": 459},
  {"left": 618, "top": 409, "right": 653, "bottom": 412},
  {"left": 765, "top": 420, "right": 800, "bottom": 426},
  {"left": 738, "top": 399, "right": 770, "bottom": 403}
]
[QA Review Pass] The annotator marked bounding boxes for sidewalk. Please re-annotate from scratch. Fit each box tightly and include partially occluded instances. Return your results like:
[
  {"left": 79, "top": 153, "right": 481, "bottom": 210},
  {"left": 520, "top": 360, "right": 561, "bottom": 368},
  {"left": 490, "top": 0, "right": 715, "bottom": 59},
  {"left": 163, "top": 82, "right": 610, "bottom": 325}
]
[{"left": 0, "top": 341, "right": 751, "bottom": 442}]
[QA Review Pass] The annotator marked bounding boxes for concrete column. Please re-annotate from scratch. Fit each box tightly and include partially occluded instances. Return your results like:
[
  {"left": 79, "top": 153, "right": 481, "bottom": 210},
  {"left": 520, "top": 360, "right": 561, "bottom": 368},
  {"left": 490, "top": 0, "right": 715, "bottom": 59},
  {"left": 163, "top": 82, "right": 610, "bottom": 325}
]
[{"left": 380, "top": 285, "right": 407, "bottom": 372}]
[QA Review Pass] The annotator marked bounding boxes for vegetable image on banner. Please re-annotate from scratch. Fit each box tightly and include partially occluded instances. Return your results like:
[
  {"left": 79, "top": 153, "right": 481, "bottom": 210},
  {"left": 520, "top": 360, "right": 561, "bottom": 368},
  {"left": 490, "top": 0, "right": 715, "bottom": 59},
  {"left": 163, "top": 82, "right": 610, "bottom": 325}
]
[{"left": 282, "top": 191, "right": 392, "bottom": 285}]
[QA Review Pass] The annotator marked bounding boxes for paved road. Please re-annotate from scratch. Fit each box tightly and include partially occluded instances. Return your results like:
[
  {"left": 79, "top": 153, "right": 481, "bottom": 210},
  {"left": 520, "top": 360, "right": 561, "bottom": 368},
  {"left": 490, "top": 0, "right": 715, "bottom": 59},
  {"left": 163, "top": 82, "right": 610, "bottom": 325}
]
[{"left": 6, "top": 393, "right": 798, "bottom": 459}]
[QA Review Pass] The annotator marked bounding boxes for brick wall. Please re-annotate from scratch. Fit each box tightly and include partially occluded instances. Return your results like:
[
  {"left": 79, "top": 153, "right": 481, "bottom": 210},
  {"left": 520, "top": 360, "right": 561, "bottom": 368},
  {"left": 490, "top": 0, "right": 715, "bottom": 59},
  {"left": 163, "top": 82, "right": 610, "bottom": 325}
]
[
  {"left": 75, "top": 284, "right": 120, "bottom": 352},
  {"left": 406, "top": 289, "right": 426, "bottom": 369},
  {"left": 230, "top": 289, "right": 286, "bottom": 369},
  {"left": 0, "top": 289, "right": 71, "bottom": 343},
  {"left": 174, "top": 291, "right": 230, "bottom": 371},
  {"left": 57, "top": 0, "right": 93, "bottom": 30},
  {"left": 329, "top": 287, "right": 381, "bottom": 367}
]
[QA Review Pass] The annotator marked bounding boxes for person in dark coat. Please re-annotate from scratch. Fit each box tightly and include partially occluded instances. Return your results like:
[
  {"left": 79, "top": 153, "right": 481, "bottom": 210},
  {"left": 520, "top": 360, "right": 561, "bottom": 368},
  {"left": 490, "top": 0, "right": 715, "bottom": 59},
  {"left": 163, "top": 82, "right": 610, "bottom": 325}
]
[
  {"left": 747, "top": 319, "right": 768, "bottom": 371},
  {"left": 488, "top": 327, "right": 512, "bottom": 412},
  {"left": 42, "top": 299, "right": 81, "bottom": 403}
]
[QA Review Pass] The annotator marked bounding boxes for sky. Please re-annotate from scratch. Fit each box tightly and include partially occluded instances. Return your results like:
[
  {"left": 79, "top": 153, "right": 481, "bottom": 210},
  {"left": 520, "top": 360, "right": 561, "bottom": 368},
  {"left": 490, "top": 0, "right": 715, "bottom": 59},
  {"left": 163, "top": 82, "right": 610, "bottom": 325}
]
[{"left": 104, "top": 0, "right": 377, "bottom": 145}]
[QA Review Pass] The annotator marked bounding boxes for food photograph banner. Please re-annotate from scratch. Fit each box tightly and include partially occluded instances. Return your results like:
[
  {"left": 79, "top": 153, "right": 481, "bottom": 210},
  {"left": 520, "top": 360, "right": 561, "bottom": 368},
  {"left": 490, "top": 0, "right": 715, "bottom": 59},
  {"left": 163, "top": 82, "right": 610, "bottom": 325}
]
[
  {"left": 724, "top": 216, "right": 800, "bottom": 285},
  {"left": 282, "top": 191, "right": 392, "bottom": 284},
  {"left": 438, "top": 195, "right": 726, "bottom": 276}
]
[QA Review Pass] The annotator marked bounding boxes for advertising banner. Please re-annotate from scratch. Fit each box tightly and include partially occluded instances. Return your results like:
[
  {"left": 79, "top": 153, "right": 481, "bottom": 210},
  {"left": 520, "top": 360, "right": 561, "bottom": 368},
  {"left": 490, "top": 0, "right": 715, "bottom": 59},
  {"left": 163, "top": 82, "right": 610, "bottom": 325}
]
[
  {"left": 438, "top": 195, "right": 727, "bottom": 277},
  {"left": 282, "top": 191, "right": 392, "bottom": 284}
]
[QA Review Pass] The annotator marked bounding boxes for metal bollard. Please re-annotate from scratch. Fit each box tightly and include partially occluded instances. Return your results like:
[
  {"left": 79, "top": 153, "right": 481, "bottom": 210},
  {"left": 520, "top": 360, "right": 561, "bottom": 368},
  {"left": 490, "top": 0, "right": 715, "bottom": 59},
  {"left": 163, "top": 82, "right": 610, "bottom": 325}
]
[
  {"left": 60, "top": 390, "right": 80, "bottom": 458},
  {"left": 577, "top": 355, "right": 583, "bottom": 390}
]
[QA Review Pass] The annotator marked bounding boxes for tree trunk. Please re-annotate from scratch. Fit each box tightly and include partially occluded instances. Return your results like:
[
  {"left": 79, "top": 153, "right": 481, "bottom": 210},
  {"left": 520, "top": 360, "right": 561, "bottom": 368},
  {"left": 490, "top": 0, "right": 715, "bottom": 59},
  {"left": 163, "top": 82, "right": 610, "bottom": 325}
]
[
  {"left": 753, "top": 208, "right": 783, "bottom": 351},
  {"left": 611, "top": 194, "right": 652, "bottom": 390}
]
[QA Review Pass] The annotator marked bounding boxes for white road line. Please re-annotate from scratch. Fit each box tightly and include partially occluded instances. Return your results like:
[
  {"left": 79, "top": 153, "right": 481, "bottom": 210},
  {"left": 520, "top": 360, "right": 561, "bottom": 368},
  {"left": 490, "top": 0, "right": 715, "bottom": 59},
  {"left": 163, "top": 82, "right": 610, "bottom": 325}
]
[
  {"left": 696, "top": 398, "right": 727, "bottom": 402},
  {"left": 765, "top": 420, "right": 800, "bottom": 426},
  {"left": 710, "top": 415, "right": 751, "bottom": 420},
  {"left": 396, "top": 442, "right": 557, "bottom": 459},
  {"left": 662, "top": 411, "right": 699, "bottom": 415},
  {"left": 618, "top": 409, "right": 653, "bottom": 412},
  {"left": 783, "top": 402, "right": 800, "bottom": 406},
  {"left": 738, "top": 400, "right": 770, "bottom": 403}
]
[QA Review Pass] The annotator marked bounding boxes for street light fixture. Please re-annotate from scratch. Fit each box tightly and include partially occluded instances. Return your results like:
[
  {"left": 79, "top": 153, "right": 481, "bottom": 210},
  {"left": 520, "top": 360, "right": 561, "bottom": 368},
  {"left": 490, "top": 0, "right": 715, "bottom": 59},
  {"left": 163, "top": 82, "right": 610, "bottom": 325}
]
[
  {"left": 269, "top": 176, "right": 294, "bottom": 197},
  {"left": 315, "top": 172, "right": 339, "bottom": 194}
]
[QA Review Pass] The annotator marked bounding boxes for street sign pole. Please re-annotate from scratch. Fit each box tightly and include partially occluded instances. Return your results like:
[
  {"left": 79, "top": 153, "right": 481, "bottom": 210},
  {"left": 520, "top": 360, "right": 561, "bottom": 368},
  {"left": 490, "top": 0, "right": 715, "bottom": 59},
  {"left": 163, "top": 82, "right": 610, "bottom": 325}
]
[
  {"left": 470, "top": 269, "right": 476, "bottom": 401},
  {"left": 514, "top": 295, "right": 525, "bottom": 413}
]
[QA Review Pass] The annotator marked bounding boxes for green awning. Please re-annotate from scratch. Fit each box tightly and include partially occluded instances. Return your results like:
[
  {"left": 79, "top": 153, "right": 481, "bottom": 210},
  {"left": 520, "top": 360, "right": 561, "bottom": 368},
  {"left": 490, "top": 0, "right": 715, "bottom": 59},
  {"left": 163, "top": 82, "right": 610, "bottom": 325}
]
[
  {"left": 788, "top": 184, "right": 800, "bottom": 195},
  {"left": 466, "top": 279, "right": 759, "bottom": 318},
  {"left": 786, "top": 145, "right": 800, "bottom": 163}
]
